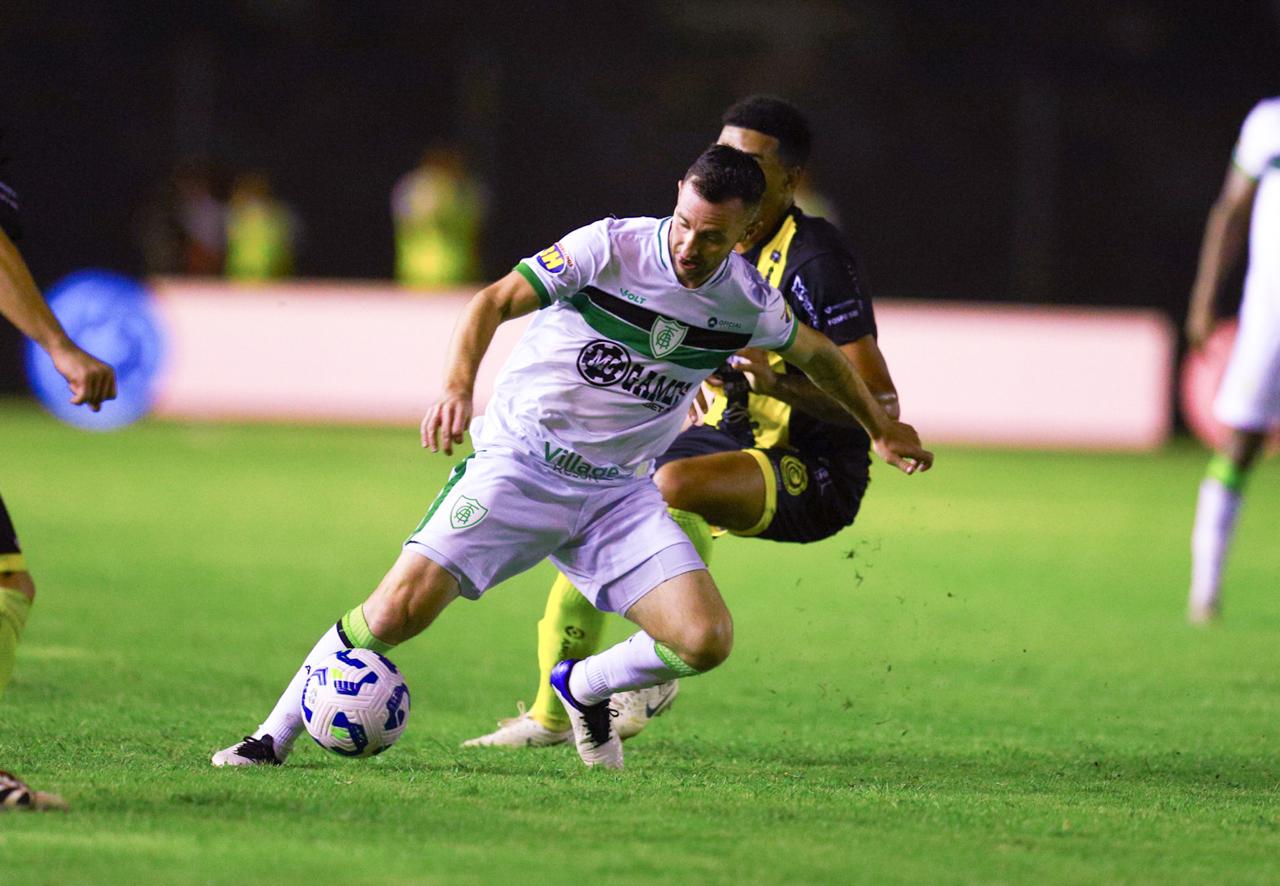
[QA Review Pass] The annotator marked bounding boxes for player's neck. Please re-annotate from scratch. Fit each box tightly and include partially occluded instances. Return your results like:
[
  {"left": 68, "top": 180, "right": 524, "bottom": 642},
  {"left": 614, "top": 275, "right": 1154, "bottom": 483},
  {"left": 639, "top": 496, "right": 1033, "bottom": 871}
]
[{"left": 738, "top": 202, "right": 794, "bottom": 254}]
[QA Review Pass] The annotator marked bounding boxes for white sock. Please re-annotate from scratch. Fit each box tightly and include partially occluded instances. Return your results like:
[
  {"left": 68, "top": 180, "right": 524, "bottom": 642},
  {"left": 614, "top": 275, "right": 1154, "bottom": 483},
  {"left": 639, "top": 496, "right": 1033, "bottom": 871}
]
[
  {"left": 1190, "top": 477, "right": 1243, "bottom": 610},
  {"left": 568, "top": 631, "right": 685, "bottom": 706},
  {"left": 255, "top": 623, "right": 348, "bottom": 753}
]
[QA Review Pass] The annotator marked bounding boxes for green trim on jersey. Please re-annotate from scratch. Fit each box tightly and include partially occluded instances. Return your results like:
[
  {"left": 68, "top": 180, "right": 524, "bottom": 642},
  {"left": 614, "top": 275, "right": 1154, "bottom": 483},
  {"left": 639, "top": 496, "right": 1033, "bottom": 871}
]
[
  {"left": 568, "top": 290, "right": 738, "bottom": 370},
  {"left": 514, "top": 262, "right": 552, "bottom": 308},
  {"left": 409, "top": 455, "right": 473, "bottom": 539},
  {"left": 779, "top": 313, "right": 799, "bottom": 352},
  {"left": 655, "top": 217, "right": 672, "bottom": 270}
]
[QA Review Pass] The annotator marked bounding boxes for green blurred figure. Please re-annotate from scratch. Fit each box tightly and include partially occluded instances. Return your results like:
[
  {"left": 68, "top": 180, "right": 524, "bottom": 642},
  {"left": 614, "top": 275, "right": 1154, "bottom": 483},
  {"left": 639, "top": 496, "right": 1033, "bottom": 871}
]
[
  {"left": 225, "top": 171, "right": 297, "bottom": 281},
  {"left": 392, "top": 147, "right": 486, "bottom": 288}
]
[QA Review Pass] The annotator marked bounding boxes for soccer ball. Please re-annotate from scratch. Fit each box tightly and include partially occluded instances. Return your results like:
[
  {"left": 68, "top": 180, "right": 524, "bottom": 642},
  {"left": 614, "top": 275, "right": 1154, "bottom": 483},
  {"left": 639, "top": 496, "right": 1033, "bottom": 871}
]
[{"left": 301, "top": 649, "right": 411, "bottom": 757}]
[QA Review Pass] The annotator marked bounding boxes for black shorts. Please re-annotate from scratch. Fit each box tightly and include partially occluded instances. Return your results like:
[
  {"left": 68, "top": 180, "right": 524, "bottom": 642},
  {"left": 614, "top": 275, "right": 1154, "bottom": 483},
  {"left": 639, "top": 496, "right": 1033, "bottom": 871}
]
[
  {"left": 0, "top": 493, "right": 24, "bottom": 571},
  {"left": 656, "top": 425, "right": 868, "bottom": 543}
]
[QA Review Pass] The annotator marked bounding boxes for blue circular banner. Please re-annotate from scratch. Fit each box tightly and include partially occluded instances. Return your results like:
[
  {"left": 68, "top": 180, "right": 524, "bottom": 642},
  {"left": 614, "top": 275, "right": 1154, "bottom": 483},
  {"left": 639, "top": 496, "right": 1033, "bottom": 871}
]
[{"left": 24, "top": 270, "right": 165, "bottom": 431}]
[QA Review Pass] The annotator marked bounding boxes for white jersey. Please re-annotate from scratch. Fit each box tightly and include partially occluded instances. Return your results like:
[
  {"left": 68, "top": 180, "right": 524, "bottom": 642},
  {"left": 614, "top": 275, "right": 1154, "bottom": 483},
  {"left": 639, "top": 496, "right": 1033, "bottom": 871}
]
[
  {"left": 1215, "top": 98, "right": 1280, "bottom": 429},
  {"left": 1235, "top": 98, "right": 1280, "bottom": 291},
  {"left": 471, "top": 216, "right": 797, "bottom": 481}
]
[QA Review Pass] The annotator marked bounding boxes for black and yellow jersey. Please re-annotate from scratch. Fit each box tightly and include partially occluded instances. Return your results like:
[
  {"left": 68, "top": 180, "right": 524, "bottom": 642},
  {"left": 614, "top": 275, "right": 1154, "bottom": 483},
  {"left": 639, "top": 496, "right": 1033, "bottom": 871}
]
[{"left": 702, "top": 205, "right": 878, "bottom": 477}]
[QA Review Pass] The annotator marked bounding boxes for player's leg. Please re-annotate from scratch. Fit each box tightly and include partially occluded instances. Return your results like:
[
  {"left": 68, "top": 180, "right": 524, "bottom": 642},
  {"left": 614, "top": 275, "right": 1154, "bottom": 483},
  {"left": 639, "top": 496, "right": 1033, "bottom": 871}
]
[
  {"left": 0, "top": 495, "right": 33, "bottom": 701},
  {"left": 213, "top": 547, "right": 460, "bottom": 766},
  {"left": 483, "top": 509, "right": 717, "bottom": 744},
  {"left": 653, "top": 450, "right": 767, "bottom": 532},
  {"left": 551, "top": 565, "right": 730, "bottom": 768},
  {"left": 1189, "top": 428, "right": 1267, "bottom": 622},
  {"left": 465, "top": 443, "right": 732, "bottom": 748},
  {"left": 1190, "top": 303, "right": 1280, "bottom": 623},
  {"left": 0, "top": 497, "right": 66, "bottom": 812}
]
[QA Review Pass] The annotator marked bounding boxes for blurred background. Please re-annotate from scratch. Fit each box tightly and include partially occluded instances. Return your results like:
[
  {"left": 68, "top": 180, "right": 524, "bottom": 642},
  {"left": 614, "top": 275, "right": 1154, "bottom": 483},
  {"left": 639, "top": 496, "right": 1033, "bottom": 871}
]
[{"left": 1, "top": 0, "right": 1278, "bottom": 423}]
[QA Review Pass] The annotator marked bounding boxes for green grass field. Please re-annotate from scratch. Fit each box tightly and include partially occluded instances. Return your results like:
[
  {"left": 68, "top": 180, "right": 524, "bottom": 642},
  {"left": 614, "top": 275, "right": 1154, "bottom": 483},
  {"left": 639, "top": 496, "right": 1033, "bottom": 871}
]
[{"left": 2, "top": 401, "right": 1278, "bottom": 884}]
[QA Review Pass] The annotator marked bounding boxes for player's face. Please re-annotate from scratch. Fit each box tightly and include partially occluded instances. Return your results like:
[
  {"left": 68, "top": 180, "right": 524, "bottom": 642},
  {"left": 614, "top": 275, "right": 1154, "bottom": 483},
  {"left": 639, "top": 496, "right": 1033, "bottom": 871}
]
[
  {"left": 668, "top": 179, "right": 755, "bottom": 288},
  {"left": 717, "top": 126, "right": 800, "bottom": 240}
]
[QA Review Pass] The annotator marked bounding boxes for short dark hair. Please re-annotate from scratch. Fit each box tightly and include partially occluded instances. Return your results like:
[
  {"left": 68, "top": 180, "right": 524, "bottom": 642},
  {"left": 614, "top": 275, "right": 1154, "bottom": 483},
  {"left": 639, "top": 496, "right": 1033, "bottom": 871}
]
[
  {"left": 721, "top": 95, "right": 812, "bottom": 169},
  {"left": 684, "top": 144, "right": 766, "bottom": 207}
]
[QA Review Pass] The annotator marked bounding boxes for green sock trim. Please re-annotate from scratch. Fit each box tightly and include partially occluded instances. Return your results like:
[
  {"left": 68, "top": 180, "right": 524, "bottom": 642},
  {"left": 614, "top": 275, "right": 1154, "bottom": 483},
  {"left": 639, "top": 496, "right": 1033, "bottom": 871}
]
[
  {"left": 654, "top": 642, "right": 701, "bottom": 678},
  {"left": 340, "top": 605, "right": 393, "bottom": 654},
  {"left": 0, "top": 588, "right": 31, "bottom": 633},
  {"left": 1207, "top": 454, "right": 1248, "bottom": 492},
  {"left": 668, "top": 507, "right": 714, "bottom": 565}
]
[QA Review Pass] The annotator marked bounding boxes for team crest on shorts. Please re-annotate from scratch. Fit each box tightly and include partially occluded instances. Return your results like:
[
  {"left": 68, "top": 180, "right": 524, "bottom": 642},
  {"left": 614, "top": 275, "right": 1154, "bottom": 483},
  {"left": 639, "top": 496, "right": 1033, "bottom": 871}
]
[
  {"left": 650, "top": 316, "right": 688, "bottom": 358},
  {"left": 536, "top": 243, "right": 570, "bottom": 275},
  {"left": 449, "top": 496, "right": 489, "bottom": 529},
  {"left": 780, "top": 455, "right": 809, "bottom": 496}
]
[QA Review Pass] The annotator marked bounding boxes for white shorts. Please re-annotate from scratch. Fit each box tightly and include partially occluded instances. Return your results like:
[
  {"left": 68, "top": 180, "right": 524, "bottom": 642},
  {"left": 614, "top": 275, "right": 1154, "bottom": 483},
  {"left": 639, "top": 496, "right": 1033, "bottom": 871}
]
[
  {"left": 404, "top": 448, "right": 705, "bottom": 613},
  {"left": 1215, "top": 275, "right": 1280, "bottom": 430}
]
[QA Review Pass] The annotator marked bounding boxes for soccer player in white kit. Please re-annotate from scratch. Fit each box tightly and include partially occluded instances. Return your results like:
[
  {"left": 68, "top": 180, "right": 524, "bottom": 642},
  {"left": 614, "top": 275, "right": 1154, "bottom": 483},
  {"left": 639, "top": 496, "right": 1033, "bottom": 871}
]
[
  {"left": 212, "top": 145, "right": 932, "bottom": 770},
  {"left": 1186, "top": 97, "right": 1280, "bottom": 623}
]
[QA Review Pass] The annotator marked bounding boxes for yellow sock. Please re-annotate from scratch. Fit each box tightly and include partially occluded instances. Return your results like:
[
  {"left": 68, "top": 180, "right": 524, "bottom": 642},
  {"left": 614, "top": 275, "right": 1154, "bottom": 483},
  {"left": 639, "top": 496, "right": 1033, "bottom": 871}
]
[
  {"left": 668, "top": 508, "right": 715, "bottom": 565},
  {"left": 0, "top": 588, "right": 32, "bottom": 700},
  {"left": 528, "top": 572, "right": 605, "bottom": 730}
]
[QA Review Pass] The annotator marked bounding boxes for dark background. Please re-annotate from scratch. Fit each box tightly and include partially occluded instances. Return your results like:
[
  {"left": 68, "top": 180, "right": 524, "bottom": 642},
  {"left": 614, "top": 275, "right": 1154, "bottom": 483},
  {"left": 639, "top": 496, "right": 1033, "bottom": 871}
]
[{"left": 2, "top": 1, "right": 1278, "bottom": 390}]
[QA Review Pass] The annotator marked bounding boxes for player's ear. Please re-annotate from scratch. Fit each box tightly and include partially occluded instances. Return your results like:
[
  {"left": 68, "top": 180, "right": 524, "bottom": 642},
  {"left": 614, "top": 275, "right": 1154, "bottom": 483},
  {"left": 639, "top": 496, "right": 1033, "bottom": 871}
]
[
  {"left": 676, "top": 178, "right": 684, "bottom": 200},
  {"left": 783, "top": 166, "right": 803, "bottom": 194}
]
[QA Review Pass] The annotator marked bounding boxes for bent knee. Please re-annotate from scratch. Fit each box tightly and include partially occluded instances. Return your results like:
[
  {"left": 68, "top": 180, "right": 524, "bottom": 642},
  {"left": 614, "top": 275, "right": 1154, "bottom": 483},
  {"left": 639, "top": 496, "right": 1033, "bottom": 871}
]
[
  {"left": 672, "top": 616, "right": 733, "bottom": 673},
  {"left": 0, "top": 571, "right": 35, "bottom": 602},
  {"left": 654, "top": 462, "right": 703, "bottom": 512}
]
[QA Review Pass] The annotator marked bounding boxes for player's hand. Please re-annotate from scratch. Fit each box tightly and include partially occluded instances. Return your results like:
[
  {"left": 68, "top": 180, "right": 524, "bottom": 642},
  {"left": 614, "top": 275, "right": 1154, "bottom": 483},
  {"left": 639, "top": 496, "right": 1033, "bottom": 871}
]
[
  {"left": 48, "top": 340, "right": 117, "bottom": 412},
  {"left": 730, "top": 348, "right": 778, "bottom": 396},
  {"left": 1185, "top": 308, "right": 1215, "bottom": 351},
  {"left": 421, "top": 391, "right": 473, "bottom": 455},
  {"left": 872, "top": 420, "right": 934, "bottom": 475},
  {"left": 682, "top": 382, "right": 715, "bottom": 430}
]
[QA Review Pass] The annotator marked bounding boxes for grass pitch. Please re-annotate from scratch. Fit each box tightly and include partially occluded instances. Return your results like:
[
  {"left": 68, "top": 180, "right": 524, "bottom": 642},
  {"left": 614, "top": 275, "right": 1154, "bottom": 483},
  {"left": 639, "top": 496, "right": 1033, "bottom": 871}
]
[{"left": 1, "top": 401, "right": 1278, "bottom": 884}]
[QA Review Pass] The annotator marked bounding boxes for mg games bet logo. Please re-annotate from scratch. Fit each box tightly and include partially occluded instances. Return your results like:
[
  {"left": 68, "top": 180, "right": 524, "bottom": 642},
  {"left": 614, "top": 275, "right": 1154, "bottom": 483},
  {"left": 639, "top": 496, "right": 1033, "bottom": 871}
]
[
  {"left": 650, "top": 316, "right": 688, "bottom": 358},
  {"left": 577, "top": 339, "right": 632, "bottom": 386}
]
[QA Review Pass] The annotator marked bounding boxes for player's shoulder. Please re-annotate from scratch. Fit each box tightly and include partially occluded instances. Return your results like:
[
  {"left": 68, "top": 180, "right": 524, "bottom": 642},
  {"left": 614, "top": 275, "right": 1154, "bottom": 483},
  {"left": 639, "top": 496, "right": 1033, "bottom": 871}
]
[
  {"left": 599, "top": 214, "right": 662, "bottom": 243},
  {"left": 724, "top": 251, "right": 777, "bottom": 306},
  {"left": 1242, "top": 97, "right": 1280, "bottom": 134}
]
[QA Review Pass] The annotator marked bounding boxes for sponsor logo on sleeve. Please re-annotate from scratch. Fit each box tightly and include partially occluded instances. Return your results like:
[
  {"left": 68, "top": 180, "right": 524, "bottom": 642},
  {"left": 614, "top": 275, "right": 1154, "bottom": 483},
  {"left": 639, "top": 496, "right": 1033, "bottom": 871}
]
[{"left": 536, "top": 243, "right": 571, "bottom": 275}]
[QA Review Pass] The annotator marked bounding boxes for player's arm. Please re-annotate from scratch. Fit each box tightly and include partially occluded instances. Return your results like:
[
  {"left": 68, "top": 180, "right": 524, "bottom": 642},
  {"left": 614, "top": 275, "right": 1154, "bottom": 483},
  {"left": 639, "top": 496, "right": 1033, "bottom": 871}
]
[
  {"left": 421, "top": 269, "right": 542, "bottom": 454},
  {"left": 0, "top": 227, "right": 116, "bottom": 410},
  {"left": 779, "top": 323, "right": 931, "bottom": 474},
  {"left": 733, "top": 334, "right": 899, "bottom": 424},
  {"left": 1185, "top": 163, "right": 1257, "bottom": 349}
]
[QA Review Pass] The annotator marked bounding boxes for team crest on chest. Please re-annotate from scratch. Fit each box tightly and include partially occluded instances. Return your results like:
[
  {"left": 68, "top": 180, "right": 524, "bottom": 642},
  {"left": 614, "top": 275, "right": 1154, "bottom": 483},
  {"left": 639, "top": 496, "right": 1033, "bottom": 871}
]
[{"left": 650, "top": 316, "right": 688, "bottom": 358}]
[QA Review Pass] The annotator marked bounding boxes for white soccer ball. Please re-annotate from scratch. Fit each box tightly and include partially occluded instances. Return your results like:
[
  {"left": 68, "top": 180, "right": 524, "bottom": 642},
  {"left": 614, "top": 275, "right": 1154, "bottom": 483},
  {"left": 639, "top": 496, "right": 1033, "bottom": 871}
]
[{"left": 301, "top": 648, "right": 411, "bottom": 757}]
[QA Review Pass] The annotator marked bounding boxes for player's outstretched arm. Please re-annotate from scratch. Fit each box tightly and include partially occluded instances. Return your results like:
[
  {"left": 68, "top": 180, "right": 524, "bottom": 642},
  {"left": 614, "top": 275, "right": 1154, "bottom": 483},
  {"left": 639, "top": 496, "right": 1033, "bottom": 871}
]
[
  {"left": 731, "top": 334, "right": 900, "bottom": 426},
  {"left": 779, "top": 323, "right": 932, "bottom": 474},
  {"left": 1186, "top": 163, "right": 1257, "bottom": 349},
  {"left": 0, "top": 227, "right": 116, "bottom": 410},
  {"left": 421, "top": 269, "right": 543, "bottom": 454}
]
